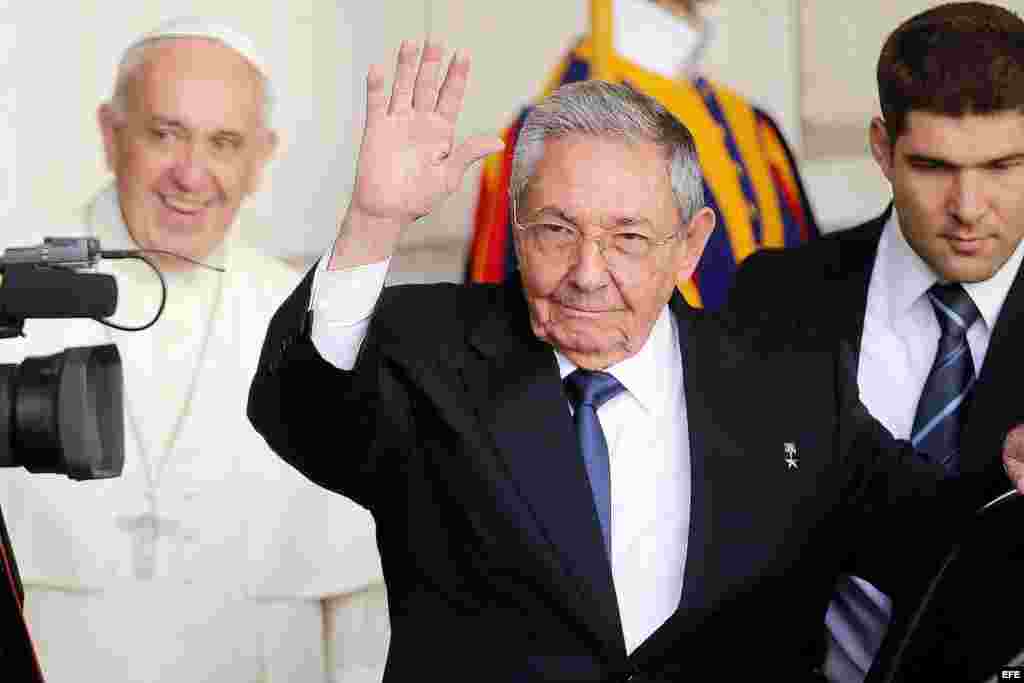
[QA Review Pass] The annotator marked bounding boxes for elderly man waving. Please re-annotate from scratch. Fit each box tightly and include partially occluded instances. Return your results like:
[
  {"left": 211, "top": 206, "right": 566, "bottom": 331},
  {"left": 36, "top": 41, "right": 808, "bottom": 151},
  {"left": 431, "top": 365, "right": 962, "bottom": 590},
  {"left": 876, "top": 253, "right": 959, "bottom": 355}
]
[{"left": 249, "top": 40, "right": 1024, "bottom": 682}]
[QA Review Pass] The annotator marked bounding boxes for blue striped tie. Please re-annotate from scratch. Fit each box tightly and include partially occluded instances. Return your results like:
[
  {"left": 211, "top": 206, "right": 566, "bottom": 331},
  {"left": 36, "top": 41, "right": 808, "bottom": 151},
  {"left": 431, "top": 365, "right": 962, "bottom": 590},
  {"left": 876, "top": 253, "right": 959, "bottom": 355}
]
[
  {"left": 911, "top": 283, "right": 980, "bottom": 477},
  {"left": 824, "top": 283, "right": 980, "bottom": 682},
  {"left": 564, "top": 370, "right": 625, "bottom": 558}
]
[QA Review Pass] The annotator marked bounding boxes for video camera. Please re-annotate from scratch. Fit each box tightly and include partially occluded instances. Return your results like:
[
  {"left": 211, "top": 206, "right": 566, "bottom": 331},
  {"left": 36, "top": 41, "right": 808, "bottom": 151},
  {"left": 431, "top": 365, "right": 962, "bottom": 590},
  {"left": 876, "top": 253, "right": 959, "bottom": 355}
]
[
  {"left": 0, "top": 237, "right": 178, "bottom": 680},
  {"left": 0, "top": 237, "right": 127, "bottom": 480}
]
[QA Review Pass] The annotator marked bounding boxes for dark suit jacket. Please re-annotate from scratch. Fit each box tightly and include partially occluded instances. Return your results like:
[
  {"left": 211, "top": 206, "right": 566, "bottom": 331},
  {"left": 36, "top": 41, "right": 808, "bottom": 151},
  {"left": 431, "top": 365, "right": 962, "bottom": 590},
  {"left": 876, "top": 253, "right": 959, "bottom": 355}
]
[
  {"left": 874, "top": 492, "right": 1024, "bottom": 682},
  {"left": 248, "top": 268, "right": 987, "bottom": 683},
  {"left": 727, "top": 208, "right": 1024, "bottom": 679}
]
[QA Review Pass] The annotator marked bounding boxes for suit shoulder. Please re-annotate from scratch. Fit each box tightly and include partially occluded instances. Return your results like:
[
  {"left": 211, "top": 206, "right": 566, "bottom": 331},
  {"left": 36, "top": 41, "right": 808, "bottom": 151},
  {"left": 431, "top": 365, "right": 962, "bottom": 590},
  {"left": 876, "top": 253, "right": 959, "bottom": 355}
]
[
  {"left": 708, "top": 304, "right": 842, "bottom": 360},
  {"left": 732, "top": 220, "right": 883, "bottom": 302},
  {"left": 740, "top": 228, "right": 844, "bottom": 276},
  {"left": 376, "top": 281, "right": 504, "bottom": 338}
]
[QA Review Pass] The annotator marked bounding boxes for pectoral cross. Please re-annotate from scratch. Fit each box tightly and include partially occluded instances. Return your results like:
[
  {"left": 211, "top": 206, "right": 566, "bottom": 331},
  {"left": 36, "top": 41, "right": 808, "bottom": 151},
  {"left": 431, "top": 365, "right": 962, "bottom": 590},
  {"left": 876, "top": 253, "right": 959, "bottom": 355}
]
[{"left": 115, "top": 511, "right": 181, "bottom": 580}]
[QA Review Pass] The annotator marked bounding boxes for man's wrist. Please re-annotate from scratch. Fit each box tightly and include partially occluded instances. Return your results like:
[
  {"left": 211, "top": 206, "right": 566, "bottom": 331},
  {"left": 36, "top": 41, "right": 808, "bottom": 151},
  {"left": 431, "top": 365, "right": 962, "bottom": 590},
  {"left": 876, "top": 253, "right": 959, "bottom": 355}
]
[{"left": 328, "top": 208, "right": 406, "bottom": 271}]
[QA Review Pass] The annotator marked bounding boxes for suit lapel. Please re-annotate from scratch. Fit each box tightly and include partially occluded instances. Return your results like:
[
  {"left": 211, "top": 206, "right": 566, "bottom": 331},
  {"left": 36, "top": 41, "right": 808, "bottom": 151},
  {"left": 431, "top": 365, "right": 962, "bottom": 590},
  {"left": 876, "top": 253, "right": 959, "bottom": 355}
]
[
  {"left": 466, "top": 282, "right": 626, "bottom": 659},
  {"left": 670, "top": 297, "right": 712, "bottom": 616},
  {"left": 630, "top": 296, "right": 736, "bottom": 669}
]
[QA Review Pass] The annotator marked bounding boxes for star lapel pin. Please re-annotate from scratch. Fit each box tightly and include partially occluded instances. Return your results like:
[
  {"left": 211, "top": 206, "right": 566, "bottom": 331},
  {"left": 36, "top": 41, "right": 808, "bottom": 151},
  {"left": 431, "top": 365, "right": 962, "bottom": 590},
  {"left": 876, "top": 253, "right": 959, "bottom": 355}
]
[{"left": 784, "top": 442, "right": 799, "bottom": 470}]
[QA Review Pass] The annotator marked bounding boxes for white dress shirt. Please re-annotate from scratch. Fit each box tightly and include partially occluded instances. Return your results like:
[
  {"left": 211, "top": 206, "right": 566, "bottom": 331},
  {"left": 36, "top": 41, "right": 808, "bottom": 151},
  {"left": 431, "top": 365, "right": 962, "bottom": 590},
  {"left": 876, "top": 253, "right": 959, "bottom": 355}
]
[
  {"left": 555, "top": 308, "right": 689, "bottom": 653},
  {"left": 310, "top": 252, "right": 691, "bottom": 654}
]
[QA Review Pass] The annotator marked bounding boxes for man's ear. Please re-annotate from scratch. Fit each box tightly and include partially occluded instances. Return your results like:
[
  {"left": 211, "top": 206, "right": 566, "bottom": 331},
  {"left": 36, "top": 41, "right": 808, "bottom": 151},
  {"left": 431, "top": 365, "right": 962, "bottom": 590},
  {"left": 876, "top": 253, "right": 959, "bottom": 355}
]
[
  {"left": 97, "top": 103, "right": 121, "bottom": 173},
  {"left": 869, "top": 116, "right": 896, "bottom": 181},
  {"left": 676, "top": 206, "right": 716, "bottom": 280}
]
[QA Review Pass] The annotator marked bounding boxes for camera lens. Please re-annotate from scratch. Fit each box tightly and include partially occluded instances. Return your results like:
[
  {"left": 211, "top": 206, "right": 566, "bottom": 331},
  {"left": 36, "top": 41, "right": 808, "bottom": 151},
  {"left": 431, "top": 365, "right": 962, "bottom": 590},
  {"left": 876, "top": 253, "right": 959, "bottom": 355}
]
[{"left": 0, "top": 344, "right": 123, "bottom": 480}]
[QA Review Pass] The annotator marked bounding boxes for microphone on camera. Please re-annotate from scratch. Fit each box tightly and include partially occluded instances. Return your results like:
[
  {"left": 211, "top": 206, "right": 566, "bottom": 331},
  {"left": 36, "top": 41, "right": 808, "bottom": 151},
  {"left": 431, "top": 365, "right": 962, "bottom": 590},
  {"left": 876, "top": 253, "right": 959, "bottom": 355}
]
[
  {"left": 0, "top": 237, "right": 104, "bottom": 270},
  {"left": 0, "top": 238, "right": 117, "bottom": 320}
]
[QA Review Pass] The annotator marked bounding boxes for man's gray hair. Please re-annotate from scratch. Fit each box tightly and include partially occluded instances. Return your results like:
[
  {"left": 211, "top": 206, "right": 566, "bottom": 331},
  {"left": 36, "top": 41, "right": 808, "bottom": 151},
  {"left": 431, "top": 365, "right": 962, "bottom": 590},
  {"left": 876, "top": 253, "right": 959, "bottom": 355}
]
[
  {"left": 510, "top": 80, "right": 704, "bottom": 224},
  {"left": 107, "top": 29, "right": 274, "bottom": 128}
]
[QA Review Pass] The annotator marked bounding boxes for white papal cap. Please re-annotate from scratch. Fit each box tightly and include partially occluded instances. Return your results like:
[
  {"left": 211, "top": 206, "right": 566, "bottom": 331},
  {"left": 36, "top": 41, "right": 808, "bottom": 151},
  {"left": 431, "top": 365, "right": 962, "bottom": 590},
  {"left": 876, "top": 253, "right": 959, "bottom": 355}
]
[{"left": 123, "top": 16, "right": 275, "bottom": 120}]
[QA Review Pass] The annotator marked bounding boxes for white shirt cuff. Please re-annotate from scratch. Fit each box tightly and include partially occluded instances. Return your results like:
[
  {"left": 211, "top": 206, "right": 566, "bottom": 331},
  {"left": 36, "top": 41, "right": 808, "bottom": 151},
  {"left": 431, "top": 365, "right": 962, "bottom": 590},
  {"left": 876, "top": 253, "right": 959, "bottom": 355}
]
[{"left": 309, "top": 245, "right": 390, "bottom": 370}]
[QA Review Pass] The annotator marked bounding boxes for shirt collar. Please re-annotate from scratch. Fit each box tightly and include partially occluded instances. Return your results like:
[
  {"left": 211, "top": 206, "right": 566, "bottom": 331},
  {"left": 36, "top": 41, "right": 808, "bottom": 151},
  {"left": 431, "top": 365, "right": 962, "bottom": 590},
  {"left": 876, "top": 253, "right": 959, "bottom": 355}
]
[
  {"left": 555, "top": 305, "right": 677, "bottom": 417},
  {"left": 613, "top": 0, "right": 711, "bottom": 79},
  {"left": 878, "top": 209, "right": 937, "bottom": 324},
  {"left": 964, "top": 232, "right": 1024, "bottom": 331},
  {"left": 880, "top": 207, "right": 1024, "bottom": 330}
]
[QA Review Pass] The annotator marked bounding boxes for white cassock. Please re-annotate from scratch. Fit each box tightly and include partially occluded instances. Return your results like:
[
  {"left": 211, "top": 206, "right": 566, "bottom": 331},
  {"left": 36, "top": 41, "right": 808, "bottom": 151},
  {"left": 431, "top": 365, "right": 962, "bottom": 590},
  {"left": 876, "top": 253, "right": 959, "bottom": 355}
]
[{"left": 0, "top": 183, "right": 389, "bottom": 682}]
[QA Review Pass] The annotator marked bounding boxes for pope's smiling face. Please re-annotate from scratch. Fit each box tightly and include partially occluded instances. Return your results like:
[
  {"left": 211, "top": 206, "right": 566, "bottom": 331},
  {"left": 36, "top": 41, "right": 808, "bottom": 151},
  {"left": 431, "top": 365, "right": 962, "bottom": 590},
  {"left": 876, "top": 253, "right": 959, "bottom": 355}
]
[{"left": 98, "top": 37, "right": 276, "bottom": 270}]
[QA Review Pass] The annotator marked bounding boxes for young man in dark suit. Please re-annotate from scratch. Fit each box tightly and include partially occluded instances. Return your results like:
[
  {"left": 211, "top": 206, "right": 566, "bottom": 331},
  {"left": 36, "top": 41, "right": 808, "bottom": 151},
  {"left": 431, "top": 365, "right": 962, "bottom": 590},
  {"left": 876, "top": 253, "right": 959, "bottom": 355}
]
[
  {"left": 727, "top": 4, "right": 1024, "bottom": 682},
  {"left": 248, "top": 38, "right": 1024, "bottom": 682}
]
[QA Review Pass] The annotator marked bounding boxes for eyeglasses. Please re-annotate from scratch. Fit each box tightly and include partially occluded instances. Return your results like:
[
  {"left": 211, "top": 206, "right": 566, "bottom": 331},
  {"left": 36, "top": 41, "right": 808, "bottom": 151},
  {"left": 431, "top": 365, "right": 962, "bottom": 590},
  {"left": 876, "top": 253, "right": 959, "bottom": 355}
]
[{"left": 511, "top": 198, "right": 682, "bottom": 265}]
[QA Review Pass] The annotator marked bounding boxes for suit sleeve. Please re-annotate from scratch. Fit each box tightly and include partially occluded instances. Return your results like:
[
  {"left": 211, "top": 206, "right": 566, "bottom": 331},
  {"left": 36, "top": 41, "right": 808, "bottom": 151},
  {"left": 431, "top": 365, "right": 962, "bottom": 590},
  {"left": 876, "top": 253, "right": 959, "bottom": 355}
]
[
  {"left": 829, "top": 340, "right": 1001, "bottom": 606},
  {"left": 247, "top": 267, "right": 413, "bottom": 512}
]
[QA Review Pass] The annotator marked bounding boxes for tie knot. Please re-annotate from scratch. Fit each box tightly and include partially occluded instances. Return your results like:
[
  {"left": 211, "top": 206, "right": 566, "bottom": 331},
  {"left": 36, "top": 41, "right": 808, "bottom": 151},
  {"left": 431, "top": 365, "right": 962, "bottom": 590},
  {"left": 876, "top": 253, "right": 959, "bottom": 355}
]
[
  {"left": 564, "top": 369, "right": 625, "bottom": 410},
  {"left": 927, "top": 283, "right": 980, "bottom": 337}
]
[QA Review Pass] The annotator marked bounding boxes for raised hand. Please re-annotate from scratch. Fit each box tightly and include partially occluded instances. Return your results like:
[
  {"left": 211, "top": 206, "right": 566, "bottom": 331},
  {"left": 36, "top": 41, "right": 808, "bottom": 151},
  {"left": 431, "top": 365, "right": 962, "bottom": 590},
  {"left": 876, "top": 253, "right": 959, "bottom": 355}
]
[{"left": 334, "top": 41, "right": 504, "bottom": 268}]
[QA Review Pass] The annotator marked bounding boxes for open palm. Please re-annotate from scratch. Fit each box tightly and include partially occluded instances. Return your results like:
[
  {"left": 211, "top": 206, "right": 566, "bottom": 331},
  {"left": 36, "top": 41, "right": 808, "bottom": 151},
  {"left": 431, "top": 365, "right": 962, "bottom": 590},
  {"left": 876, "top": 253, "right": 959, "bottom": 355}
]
[{"left": 350, "top": 41, "right": 504, "bottom": 226}]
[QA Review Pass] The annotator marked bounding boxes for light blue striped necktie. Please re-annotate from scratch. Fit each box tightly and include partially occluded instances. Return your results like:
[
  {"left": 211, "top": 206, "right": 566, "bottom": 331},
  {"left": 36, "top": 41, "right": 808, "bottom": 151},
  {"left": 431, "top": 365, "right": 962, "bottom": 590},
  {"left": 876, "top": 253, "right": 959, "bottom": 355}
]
[
  {"left": 564, "top": 369, "right": 625, "bottom": 558},
  {"left": 911, "top": 282, "right": 980, "bottom": 477}
]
